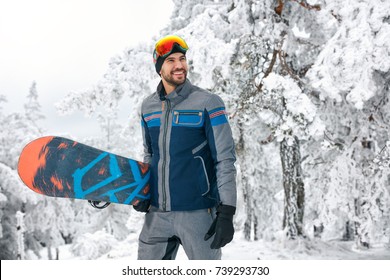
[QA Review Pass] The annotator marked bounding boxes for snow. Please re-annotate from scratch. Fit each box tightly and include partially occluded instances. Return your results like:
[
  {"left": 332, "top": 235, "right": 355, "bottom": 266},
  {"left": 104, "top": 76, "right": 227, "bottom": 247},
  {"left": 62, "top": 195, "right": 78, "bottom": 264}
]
[
  {"left": 307, "top": 0, "right": 390, "bottom": 109},
  {"left": 48, "top": 230, "right": 390, "bottom": 260},
  {"left": 292, "top": 25, "right": 310, "bottom": 39}
]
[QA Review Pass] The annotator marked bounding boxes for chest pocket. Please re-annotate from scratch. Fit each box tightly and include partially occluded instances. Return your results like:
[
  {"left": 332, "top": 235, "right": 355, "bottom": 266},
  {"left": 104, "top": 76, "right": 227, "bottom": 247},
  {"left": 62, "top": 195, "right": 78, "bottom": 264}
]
[{"left": 172, "top": 110, "right": 204, "bottom": 127}]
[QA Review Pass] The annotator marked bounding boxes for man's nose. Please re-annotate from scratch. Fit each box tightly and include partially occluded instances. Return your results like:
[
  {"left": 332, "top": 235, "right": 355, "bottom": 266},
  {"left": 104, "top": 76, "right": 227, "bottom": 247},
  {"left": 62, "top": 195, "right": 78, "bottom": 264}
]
[{"left": 173, "top": 60, "right": 185, "bottom": 69}]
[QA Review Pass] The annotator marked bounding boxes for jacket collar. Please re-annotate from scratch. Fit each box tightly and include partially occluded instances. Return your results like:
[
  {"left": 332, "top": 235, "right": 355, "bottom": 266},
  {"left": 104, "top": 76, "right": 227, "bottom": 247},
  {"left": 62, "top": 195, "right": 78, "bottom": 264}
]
[{"left": 155, "top": 79, "right": 192, "bottom": 106}]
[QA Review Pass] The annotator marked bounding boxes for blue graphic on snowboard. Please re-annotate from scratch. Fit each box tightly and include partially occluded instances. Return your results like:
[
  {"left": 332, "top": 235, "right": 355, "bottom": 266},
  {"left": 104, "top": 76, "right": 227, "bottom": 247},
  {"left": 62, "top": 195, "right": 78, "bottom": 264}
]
[{"left": 18, "top": 136, "right": 150, "bottom": 205}]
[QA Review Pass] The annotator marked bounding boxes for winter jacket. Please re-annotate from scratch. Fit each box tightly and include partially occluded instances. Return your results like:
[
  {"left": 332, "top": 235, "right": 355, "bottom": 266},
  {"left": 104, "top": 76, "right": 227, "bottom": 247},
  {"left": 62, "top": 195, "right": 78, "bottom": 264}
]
[{"left": 141, "top": 79, "right": 236, "bottom": 211}]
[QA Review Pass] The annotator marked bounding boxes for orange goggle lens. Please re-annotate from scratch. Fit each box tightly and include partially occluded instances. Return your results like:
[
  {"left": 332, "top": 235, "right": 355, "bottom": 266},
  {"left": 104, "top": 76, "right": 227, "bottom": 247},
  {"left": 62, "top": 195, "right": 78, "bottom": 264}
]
[{"left": 153, "top": 35, "right": 188, "bottom": 62}]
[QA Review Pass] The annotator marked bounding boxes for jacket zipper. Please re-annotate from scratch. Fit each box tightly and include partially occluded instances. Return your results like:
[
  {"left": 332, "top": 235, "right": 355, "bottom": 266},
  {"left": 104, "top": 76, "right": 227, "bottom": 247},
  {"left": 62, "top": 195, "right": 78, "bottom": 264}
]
[
  {"left": 194, "top": 155, "right": 210, "bottom": 196},
  {"left": 162, "top": 99, "right": 171, "bottom": 211}
]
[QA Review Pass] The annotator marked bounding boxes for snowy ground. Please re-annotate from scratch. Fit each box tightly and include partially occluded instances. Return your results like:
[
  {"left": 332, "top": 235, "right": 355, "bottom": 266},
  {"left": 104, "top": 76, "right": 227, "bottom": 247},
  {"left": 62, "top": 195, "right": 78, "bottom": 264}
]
[
  {"left": 9, "top": 232, "right": 390, "bottom": 280},
  {"left": 45, "top": 231, "right": 390, "bottom": 260}
]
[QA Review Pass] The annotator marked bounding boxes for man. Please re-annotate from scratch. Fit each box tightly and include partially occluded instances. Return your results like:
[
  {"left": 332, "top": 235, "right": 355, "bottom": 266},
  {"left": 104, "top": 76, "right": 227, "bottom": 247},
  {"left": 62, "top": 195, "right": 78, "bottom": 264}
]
[{"left": 134, "top": 35, "right": 236, "bottom": 260}]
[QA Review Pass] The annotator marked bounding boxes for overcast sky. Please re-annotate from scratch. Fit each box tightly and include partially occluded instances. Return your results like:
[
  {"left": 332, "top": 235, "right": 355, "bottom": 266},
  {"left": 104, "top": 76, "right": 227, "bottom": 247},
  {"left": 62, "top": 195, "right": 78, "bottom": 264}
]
[{"left": 0, "top": 0, "right": 173, "bottom": 138}]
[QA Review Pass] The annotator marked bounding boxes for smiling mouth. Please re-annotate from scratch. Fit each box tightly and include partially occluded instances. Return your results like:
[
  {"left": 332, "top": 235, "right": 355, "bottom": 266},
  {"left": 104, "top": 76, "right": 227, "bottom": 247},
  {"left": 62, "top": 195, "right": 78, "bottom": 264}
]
[{"left": 172, "top": 69, "right": 186, "bottom": 76}]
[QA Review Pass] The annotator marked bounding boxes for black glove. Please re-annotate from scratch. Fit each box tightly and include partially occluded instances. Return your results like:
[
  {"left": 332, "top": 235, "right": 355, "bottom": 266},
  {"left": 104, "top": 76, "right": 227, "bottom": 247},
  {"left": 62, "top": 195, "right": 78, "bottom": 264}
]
[
  {"left": 204, "top": 204, "right": 236, "bottom": 249},
  {"left": 133, "top": 199, "right": 151, "bottom": 213}
]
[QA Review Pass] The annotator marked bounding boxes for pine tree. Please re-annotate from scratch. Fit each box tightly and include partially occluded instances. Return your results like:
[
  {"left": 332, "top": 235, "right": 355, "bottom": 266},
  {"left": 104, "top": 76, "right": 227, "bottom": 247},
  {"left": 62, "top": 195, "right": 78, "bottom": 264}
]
[{"left": 25, "top": 81, "right": 44, "bottom": 133}]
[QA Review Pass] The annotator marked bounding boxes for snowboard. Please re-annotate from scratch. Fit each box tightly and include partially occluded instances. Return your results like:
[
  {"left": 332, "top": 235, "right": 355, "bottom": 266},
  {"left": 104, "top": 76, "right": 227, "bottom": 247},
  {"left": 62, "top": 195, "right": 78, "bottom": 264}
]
[{"left": 17, "top": 136, "right": 150, "bottom": 206}]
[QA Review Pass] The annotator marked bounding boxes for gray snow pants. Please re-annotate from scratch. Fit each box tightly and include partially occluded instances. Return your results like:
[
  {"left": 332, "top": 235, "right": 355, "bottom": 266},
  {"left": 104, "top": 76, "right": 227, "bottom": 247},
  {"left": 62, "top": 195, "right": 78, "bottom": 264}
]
[{"left": 138, "top": 206, "right": 222, "bottom": 260}]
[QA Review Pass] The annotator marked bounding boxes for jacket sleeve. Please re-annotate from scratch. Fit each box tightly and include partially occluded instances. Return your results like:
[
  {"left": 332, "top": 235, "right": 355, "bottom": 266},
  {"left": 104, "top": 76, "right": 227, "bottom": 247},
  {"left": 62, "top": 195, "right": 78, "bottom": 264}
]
[
  {"left": 141, "top": 110, "right": 152, "bottom": 165},
  {"left": 204, "top": 94, "right": 237, "bottom": 207}
]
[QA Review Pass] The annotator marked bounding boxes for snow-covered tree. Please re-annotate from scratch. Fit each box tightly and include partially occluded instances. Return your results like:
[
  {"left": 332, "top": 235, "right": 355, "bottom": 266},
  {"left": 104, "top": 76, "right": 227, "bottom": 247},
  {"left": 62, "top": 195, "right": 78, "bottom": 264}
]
[
  {"left": 25, "top": 81, "right": 44, "bottom": 134},
  {"left": 303, "top": 0, "right": 390, "bottom": 248},
  {"left": 0, "top": 92, "right": 42, "bottom": 259},
  {"left": 56, "top": 44, "right": 157, "bottom": 157},
  {"left": 185, "top": 0, "right": 327, "bottom": 239}
]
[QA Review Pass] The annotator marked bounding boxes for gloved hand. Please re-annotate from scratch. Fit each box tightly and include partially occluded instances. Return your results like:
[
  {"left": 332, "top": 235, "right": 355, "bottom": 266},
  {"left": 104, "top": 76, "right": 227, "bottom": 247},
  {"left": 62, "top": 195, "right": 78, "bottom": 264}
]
[
  {"left": 204, "top": 204, "right": 236, "bottom": 249},
  {"left": 133, "top": 199, "right": 151, "bottom": 213}
]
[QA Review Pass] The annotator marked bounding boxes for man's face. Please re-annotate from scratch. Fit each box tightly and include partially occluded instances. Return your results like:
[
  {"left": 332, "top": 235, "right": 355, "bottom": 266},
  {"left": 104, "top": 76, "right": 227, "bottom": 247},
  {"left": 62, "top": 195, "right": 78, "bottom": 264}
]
[{"left": 160, "top": 52, "right": 188, "bottom": 87}]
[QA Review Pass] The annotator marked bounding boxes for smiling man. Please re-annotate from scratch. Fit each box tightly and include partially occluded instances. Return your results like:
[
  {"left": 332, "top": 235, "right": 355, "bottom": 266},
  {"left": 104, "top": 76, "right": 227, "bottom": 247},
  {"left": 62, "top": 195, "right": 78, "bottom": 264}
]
[{"left": 135, "top": 35, "right": 237, "bottom": 260}]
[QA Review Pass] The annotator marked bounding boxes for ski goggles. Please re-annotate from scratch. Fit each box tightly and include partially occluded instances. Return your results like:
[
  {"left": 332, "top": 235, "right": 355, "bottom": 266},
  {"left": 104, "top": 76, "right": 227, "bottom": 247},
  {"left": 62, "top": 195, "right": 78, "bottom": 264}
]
[{"left": 153, "top": 35, "right": 189, "bottom": 63}]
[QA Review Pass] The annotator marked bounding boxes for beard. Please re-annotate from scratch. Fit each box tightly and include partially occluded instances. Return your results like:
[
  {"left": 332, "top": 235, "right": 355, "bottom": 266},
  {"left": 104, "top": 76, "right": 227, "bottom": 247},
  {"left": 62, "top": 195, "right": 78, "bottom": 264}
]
[{"left": 161, "top": 68, "right": 187, "bottom": 87}]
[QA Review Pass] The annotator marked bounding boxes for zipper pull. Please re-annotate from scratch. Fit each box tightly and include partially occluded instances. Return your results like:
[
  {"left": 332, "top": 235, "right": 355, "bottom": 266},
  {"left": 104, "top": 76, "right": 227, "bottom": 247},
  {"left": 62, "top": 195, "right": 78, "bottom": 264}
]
[{"left": 174, "top": 111, "right": 179, "bottom": 124}]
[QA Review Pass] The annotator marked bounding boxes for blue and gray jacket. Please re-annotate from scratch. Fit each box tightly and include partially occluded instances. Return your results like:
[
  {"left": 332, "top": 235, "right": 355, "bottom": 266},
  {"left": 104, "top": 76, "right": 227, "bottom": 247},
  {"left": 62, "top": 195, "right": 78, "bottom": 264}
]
[{"left": 141, "top": 79, "right": 236, "bottom": 211}]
